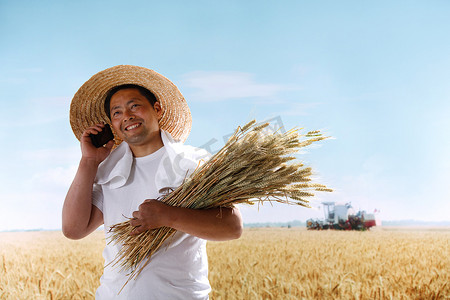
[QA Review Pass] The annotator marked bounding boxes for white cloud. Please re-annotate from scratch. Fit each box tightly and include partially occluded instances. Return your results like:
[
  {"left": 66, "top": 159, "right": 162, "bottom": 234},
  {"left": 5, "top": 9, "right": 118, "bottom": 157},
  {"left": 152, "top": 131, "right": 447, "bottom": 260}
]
[
  {"left": 180, "top": 71, "right": 294, "bottom": 102},
  {"left": 275, "top": 101, "right": 322, "bottom": 117},
  {"left": 0, "top": 96, "right": 72, "bottom": 128},
  {"left": 180, "top": 71, "right": 321, "bottom": 115},
  {"left": 21, "top": 146, "right": 80, "bottom": 165},
  {"left": 31, "top": 165, "right": 78, "bottom": 187},
  {"left": 29, "top": 96, "right": 71, "bottom": 106},
  {"left": 0, "top": 164, "right": 78, "bottom": 231},
  {"left": 25, "top": 96, "right": 72, "bottom": 126},
  {"left": 0, "top": 191, "right": 64, "bottom": 231}
]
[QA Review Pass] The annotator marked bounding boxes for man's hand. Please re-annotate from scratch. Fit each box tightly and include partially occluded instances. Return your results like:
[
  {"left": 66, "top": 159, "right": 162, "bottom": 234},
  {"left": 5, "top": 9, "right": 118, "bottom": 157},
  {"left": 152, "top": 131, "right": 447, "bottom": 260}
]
[
  {"left": 81, "top": 123, "right": 114, "bottom": 165},
  {"left": 130, "top": 199, "right": 169, "bottom": 235}
]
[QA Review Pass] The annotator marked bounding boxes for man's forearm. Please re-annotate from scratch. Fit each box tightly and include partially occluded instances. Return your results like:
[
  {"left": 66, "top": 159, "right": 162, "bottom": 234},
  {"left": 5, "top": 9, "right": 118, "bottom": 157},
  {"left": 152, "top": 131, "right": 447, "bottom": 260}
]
[
  {"left": 130, "top": 200, "right": 243, "bottom": 241},
  {"left": 62, "top": 158, "right": 102, "bottom": 239},
  {"left": 167, "top": 206, "right": 243, "bottom": 241}
]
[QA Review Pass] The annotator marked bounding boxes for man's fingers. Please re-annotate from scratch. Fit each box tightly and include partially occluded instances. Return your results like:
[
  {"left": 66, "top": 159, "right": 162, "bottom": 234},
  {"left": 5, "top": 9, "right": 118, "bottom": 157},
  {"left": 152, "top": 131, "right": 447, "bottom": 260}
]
[
  {"left": 82, "top": 129, "right": 98, "bottom": 138},
  {"left": 81, "top": 124, "right": 106, "bottom": 137},
  {"left": 92, "top": 123, "right": 106, "bottom": 130},
  {"left": 130, "top": 225, "right": 144, "bottom": 235},
  {"left": 129, "top": 218, "right": 140, "bottom": 227},
  {"left": 129, "top": 217, "right": 143, "bottom": 235}
]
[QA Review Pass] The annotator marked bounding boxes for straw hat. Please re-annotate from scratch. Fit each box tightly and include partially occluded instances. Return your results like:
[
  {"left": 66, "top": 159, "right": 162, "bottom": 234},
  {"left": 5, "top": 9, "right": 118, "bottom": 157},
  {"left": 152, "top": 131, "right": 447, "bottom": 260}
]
[{"left": 70, "top": 65, "right": 191, "bottom": 145}]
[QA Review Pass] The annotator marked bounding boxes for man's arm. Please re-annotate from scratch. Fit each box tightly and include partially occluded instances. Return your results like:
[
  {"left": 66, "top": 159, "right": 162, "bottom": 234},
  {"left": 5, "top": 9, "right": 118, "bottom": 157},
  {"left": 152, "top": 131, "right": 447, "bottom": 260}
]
[
  {"left": 129, "top": 199, "right": 243, "bottom": 241},
  {"left": 62, "top": 124, "right": 114, "bottom": 240}
]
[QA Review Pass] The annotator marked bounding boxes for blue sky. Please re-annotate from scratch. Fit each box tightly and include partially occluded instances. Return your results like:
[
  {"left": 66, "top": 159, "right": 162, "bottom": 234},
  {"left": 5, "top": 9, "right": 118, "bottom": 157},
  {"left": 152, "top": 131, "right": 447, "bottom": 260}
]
[{"left": 1, "top": 1, "right": 449, "bottom": 230}]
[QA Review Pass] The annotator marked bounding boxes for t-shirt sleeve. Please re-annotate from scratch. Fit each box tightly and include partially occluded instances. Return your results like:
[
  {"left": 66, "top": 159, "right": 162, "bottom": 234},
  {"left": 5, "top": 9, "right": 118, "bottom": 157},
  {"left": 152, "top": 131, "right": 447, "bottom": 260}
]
[{"left": 92, "top": 183, "right": 104, "bottom": 212}]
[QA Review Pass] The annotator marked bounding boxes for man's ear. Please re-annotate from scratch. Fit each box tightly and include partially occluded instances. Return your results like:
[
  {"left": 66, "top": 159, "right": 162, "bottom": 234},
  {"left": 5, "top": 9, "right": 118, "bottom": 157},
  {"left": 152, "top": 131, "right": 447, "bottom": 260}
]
[{"left": 154, "top": 102, "right": 163, "bottom": 120}]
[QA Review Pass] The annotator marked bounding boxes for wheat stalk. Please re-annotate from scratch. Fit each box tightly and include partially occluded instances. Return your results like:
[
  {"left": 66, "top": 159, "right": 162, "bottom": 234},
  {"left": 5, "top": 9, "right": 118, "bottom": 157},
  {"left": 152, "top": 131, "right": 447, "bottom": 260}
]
[{"left": 108, "top": 120, "right": 332, "bottom": 289}]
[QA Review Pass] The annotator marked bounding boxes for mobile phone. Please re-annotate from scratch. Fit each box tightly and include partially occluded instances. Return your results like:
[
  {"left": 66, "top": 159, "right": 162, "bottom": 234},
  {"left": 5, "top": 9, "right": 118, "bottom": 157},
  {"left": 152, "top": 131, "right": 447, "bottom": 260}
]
[{"left": 90, "top": 124, "right": 114, "bottom": 148}]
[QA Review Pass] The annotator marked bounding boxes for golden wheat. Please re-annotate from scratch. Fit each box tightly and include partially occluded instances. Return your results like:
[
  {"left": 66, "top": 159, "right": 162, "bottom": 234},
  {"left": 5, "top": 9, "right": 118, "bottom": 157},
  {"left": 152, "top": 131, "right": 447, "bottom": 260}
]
[
  {"left": 1, "top": 228, "right": 449, "bottom": 299},
  {"left": 208, "top": 228, "right": 450, "bottom": 299},
  {"left": 0, "top": 231, "right": 103, "bottom": 299}
]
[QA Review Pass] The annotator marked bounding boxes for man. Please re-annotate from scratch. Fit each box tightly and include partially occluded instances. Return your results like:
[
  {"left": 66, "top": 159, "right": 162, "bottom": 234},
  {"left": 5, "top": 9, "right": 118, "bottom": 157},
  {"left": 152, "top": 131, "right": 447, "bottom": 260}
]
[{"left": 62, "top": 65, "right": 243, "bottom": 299}]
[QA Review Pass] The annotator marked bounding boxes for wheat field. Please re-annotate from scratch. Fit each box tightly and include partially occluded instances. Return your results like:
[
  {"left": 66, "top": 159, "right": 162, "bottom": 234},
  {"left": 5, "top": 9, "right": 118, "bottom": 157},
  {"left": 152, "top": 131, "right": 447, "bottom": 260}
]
[{"left": 1, "top": 228, "right": 449, "bottom": 299}]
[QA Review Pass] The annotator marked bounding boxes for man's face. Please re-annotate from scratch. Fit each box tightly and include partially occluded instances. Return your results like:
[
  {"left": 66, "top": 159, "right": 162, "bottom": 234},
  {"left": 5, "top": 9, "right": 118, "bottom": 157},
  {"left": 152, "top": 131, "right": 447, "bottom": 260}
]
[{"left": 109, "top": 88, "right": 162, "bottom": 147}]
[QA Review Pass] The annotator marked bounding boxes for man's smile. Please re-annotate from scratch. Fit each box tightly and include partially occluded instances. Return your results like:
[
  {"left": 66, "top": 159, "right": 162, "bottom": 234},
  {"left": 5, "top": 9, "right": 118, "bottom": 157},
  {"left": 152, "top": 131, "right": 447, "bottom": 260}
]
[{"left": 124, "top": 123, "right": 142, "bottom": 131}]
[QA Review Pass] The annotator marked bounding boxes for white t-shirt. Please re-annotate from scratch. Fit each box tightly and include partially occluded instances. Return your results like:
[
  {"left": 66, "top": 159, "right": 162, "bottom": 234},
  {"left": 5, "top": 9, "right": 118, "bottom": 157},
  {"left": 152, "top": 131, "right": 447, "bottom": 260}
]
[{"left": 92, "top": 130, "right": 211, "bottom": 299}]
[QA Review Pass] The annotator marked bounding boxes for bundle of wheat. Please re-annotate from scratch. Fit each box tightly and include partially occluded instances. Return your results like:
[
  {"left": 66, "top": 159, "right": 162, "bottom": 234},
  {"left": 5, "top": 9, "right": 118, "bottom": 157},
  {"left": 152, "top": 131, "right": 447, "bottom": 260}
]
[{"left": 108, "top": 120, "right": 331, "bottom": 287}]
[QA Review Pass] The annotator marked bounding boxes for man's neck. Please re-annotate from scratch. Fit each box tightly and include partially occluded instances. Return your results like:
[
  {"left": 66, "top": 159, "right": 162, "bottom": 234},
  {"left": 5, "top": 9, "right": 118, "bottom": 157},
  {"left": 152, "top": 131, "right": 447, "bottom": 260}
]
[{"left": 129, "top": 131, "right": 164, "bottom": 157}]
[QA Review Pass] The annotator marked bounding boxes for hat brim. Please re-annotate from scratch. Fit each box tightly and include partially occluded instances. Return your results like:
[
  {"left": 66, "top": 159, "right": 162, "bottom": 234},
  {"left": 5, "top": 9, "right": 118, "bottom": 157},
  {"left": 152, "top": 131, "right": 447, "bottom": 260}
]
[{"left": 70, "top": 65, "right": 191, "bottom": 145}]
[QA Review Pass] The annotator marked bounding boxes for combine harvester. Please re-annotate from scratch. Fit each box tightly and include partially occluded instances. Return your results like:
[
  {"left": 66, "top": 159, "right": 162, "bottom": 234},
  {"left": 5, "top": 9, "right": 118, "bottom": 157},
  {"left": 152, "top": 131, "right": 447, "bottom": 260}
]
[{"left": 307, "top": 202, "right": 380, "bottom": 230}]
